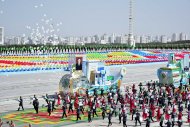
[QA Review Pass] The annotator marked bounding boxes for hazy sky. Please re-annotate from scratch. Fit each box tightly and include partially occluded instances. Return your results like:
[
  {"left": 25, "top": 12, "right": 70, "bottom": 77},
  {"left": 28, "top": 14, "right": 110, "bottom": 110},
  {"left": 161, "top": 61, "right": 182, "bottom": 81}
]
[{"left": 0, "top": 0, "right": 189, "bottom": 36}]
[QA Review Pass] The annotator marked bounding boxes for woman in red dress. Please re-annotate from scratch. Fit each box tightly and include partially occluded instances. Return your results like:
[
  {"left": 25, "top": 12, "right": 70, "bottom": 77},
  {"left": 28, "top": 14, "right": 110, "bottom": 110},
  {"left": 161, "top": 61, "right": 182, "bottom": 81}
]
[
  {"left": 130, "top": 97, "right": 135, "bottom": 114},
  {"left": 142, "top": 106, "right": 148, "bottom": 120},
  {"left": 178, "top": 112, "right": 183, "bottom": 121},
  {"left": 165, "top": 106, "right": 170, "bottom": 120},
  {"left": 150, "top": 104, "right": 156, "bottom": 117},
  {"left": 74, "top": 97, "right": 79, "bottom": 109},
  {"left": 101, "top": 97, "right": 106, "bottom": 105},
  {"left": 57, "top": 93, "right": 61, "bottom": 106},
  {"left": 156, "top": 107, "right": 161, "bottom": 121}
]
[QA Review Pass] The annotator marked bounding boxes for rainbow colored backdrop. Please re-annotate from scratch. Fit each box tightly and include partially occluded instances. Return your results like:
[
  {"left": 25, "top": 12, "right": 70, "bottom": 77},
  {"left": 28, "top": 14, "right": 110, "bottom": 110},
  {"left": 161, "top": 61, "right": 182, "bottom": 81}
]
[{"left": 0, "top": 50, "right": 190, "bottom": 73}]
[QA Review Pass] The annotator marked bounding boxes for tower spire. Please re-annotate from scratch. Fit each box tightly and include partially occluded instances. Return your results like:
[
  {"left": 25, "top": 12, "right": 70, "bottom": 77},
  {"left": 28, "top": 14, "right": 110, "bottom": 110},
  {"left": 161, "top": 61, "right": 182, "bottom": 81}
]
[{"left": 128, "top": 0, "right": 135, "bottom": 48}]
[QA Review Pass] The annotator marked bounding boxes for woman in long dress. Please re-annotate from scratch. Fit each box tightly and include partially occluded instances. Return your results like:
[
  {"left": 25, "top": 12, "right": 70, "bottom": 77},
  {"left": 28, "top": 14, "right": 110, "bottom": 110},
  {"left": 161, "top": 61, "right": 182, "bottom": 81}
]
[
  {"left": 143, "top": 106, "right": 148, "bottom": 120},
  {"left": 57, "top": 94, "right": 61, "bottom": 106},
  {"left": 156, "top": 107, "right": 161, "bottom": 121},
  {"left": 165, "top": 106, "right": 170, "bottom": 120}
]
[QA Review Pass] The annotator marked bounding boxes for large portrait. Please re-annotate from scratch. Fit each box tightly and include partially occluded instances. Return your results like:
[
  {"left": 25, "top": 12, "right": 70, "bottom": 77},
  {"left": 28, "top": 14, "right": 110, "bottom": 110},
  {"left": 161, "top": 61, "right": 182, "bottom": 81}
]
[{"left": 76, "top": 57, "right": 83, "bottom": 70}]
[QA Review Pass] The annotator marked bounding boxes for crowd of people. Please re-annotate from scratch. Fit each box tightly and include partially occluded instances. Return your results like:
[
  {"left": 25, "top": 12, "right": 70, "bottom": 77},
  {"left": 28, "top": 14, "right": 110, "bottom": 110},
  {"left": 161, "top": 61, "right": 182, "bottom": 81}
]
[{"left": 1, "top": 81, "right": 190, "bottom": 127}]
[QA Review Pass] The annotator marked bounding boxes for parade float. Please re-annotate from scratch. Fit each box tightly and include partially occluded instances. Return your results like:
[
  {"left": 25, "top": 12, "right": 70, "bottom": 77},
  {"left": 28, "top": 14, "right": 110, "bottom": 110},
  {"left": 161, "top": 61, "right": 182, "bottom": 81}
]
[
  {"left": 157, "top": 53, "right": 190, "bottom": 87},
  {"left": 59, "top": 54, "right": 127, "bottom": 96}
]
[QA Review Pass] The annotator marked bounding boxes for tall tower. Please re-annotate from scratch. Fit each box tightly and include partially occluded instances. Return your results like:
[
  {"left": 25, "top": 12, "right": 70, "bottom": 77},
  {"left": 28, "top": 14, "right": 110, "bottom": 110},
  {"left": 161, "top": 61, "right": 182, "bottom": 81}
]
[{"left": 128, "top": 0, "right": 135, "bottom": 47}]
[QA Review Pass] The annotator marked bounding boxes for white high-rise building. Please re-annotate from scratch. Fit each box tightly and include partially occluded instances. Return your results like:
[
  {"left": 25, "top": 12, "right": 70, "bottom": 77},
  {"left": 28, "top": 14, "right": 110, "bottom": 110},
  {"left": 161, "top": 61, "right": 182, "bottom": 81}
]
[
  {"left": 110, "top": 33, "right": 115, "bottom": 43},
  {"left": 167, "top": 37, "right": 171, "bottom": 42},
  {"left": 102, "top": 34, "right": 109, "bottom": 43},
  {"left": 115, "top": 36, "right": 122, "bottom": 43},
  {"left": 0, "top": 27, "right": 4, "bottom": 45},
  {"left": 91, "top": 36, "right": 96, "bottom": 43},
  {"left": 185, "top": 34, "right": 188, "bottom": 40},
  {"left": 13, "top": 36, "right": 21, "bottom": 45},
  {"left": 140, "top": 35, "right": 146, "bottom": 43},
  {"left": 134, "top": 35, "right": 140, "bottom": 43},
  {"left": 121, "top": 34, "right": 128, "bottom": 44},
  {"left": 160, "top": 35, "right": 167, "bottom": 43},
  {"left": 171, "top": 33, "right": 178, "bottom": 42},
  {"left": 85, "top": 36, "right": 91, "bottom": 43},
  {"left": 179, "top": 33, "right": 186, "bottom": 41},
  {"left": 94, "top": 35, "right": 99, "bottom": 43},
  {"left": 147, "top": 35, "right": 153, "bottom": 43},
  {"left": 80, "top": 36, "right": 85, "bottom": 42}
]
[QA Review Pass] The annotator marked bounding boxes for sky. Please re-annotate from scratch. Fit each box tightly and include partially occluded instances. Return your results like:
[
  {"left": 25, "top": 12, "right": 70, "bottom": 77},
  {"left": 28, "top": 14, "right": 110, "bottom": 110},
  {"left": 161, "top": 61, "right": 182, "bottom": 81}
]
[{"left": 0, "top": 0, "right": 190, "bottom": 37}]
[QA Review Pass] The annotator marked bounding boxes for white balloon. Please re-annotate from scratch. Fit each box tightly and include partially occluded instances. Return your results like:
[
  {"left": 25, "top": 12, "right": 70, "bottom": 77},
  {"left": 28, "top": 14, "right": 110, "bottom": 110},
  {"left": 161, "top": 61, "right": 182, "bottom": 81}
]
[
  {"left": 34, "top": 5, "right": 38, "bottom": 8},
  {"left": 0, "top": 10, "right": 3, "bottom": 14},
  {"left": 40, "top": 3, "right": 44, "bottom": 7}
]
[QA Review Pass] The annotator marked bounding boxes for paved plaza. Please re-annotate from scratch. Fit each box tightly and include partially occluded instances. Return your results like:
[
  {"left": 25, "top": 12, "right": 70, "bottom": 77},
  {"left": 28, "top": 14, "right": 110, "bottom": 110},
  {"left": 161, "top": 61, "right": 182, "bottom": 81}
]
[{"left": 2, "top": 62, "right": 190, "bottom": 127}]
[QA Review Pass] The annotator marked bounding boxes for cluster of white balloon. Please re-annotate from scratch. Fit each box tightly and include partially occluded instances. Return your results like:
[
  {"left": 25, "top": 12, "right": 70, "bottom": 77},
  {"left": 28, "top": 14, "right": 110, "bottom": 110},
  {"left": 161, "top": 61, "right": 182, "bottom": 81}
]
[{"left": 24, "top": 3, "right": 63, "bottom": 45}]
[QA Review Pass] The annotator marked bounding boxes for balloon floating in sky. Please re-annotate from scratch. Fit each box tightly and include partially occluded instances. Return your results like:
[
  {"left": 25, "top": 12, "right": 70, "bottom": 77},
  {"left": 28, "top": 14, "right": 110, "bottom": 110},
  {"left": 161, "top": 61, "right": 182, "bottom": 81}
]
[{"left": 40, "top": 3, "right": 44, "bottom": 7}]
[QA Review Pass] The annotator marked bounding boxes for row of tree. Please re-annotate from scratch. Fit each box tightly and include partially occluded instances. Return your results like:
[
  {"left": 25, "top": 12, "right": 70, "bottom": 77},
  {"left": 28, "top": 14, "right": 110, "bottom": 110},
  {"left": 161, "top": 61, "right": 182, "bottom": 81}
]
[{"left": 0, "top": 40, "right": 190, "bottom": 53}]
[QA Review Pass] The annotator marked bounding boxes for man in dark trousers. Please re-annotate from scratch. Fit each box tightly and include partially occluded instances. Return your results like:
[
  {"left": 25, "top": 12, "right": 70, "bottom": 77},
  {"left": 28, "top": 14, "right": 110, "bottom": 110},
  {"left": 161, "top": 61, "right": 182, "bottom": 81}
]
[
  {"left": 118, "top": 108, "right": 122, "bottom": 124},
  {"left": 62, "top": 104, "right": 67, "bottom": 118},
  {"left": 160, "top": 114, "right": 164, "bottom": 127},
  {"left": 93, "top": 88, "right": 97, "bottom": 97},
  {"left": 110, "top": 103, "right": 116, "bottom": 117},
  {"left": 47, "top": 101, "right": 51, "bottom": 116},
  {"left": 101, "top": 88, "right": 104, "bottom": 97},
  {"left": 92, "top": 104, "right": 98, "bottom": 117},
  {"left": 171, "top": 111, "right": 176, "bottom": 127},
  {"left": 33, "top": 98, "right": 39, "bottom": 114},
  {"left": 88, "top": 110, "right": 92, "bottom": 123},
  {"left": 102, "top": 104, "right": 106, "bottom": 120},
  {"left": 177, "top": 120, "right": 183, "bottom": 127},
  {"left": 123, "top": 113, "right": 127, "bottom": 127},
  {"left": 135, "top": 110, "right": 141, "bottom": 126},
  {"left": 145, "top": 117, "right": 151, "bottom": 127},
  {"left": 148, "top": 109, "right": 154, "bottom": 122},
  {"left": 131, "top": 108, "right": 136, "bottom": 120},
  {"left": 76, "top": 108, "right": 81, "bottom": 121},
  {"left": 68, "top": 101, "right": 74, "bottom": 113},
  {"left": 35, "top": 99, "right": 39, "bottom": 114},
  {"left": 165, "top": 119, "right": 172, "bottom": 127},
  {"left": 45, "top": 94, "right": 49, "bottom": 104},
  {"left": 79, "top": 101, "right": 84, "bottom": 115},
  {"left": 18, "top": 96, "right": 24, "bottom": 111},
  {"left": 86, "top": 89, "right": 89, "bottom": 98},
  {"left": 52, "top": 98, "right": 56, "bottom": 112},
  {"left": 107, "top": 111, "right": 112, "bottom": 126}
]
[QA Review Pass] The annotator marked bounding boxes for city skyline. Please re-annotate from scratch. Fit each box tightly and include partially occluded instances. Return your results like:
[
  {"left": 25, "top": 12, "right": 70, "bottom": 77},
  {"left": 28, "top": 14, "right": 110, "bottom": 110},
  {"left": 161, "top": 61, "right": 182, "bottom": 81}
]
[
  {"left": 3, "top": 32, "right": 189, "bottom": 45},
  {"left": 0, "top": 0, "right": 190, "bottom": 37}
]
